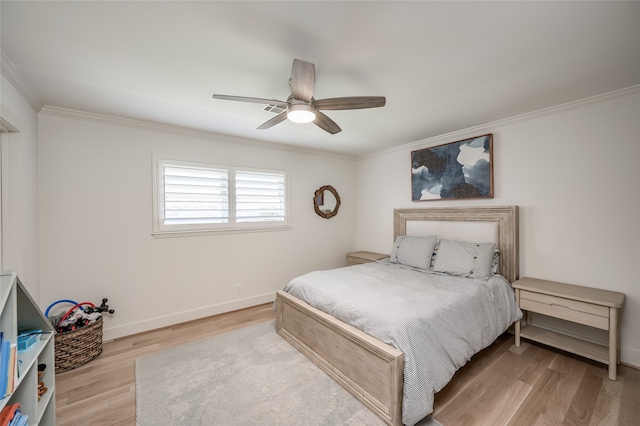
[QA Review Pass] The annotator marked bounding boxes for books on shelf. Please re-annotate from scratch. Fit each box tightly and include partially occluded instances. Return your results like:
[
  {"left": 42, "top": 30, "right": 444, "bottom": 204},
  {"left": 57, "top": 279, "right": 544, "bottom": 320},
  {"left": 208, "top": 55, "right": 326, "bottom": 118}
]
[
  {"left": 0, "top": 338, "right": 9, "bottom": 398},
  {"left": 0, "top": 403, "right": 28, "bottom": 426},
  {"left": 0, "top": 337, "right": 18, "bottom": 399},
  {"left": 6, "top": 345, "right": 17, "bottom": 398}
]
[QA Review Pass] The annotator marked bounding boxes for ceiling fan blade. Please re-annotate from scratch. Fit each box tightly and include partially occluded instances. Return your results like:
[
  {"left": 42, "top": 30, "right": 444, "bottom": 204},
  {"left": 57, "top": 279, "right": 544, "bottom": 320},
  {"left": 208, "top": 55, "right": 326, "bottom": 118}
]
[
  {"left": 257, "top": 111, "right": 288, "bottom": 130},
  {"left": 315, "top": 96, "right": 386, "bottom": 110},
  {"left": 290, "top": 59, "right": 315, "bottom": 103},
  {"left": 314, "top": 111, "right": 342, "bottom": 134},
  {"left": 213, "top": 94, "right": 288, "bottom": 107}
]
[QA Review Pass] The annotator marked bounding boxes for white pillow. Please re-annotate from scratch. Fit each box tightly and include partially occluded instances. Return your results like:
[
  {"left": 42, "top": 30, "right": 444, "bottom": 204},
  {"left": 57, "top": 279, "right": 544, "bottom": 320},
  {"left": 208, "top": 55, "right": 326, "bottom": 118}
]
[
  {"left": 432, "top": 239, "right": 496, "bottom": 279},
  {"left": 389, "top": 235, "right": 438, "bottom": 270}
]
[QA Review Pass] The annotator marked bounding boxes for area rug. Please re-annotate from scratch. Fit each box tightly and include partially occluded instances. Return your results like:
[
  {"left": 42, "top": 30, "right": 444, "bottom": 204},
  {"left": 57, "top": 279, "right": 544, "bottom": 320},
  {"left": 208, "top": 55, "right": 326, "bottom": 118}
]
[{"left": 135, "top": 320, "right": 441, "bottom": 426}]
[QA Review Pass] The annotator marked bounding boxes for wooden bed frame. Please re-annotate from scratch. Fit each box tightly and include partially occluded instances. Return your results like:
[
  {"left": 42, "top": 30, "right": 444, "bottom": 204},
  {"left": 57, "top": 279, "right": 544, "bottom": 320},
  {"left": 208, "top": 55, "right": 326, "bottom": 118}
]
[{"left": 275, "top": 206, "right": 519, "bottom": 426}]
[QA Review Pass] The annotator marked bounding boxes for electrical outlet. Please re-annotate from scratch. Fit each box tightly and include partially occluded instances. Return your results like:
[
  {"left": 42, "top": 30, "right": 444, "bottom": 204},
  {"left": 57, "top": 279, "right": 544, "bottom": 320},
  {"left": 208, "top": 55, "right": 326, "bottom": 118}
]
[{"left": 236, "top": 283, "right": 242, "bottom": 293}]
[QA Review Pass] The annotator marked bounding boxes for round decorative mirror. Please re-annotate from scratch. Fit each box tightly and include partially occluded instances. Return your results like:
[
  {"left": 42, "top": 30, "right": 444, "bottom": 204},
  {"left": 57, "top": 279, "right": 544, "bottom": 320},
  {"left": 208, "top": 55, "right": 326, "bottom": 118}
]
[{"left": 313, "top": 185, "right": 341, "bottom": 219}]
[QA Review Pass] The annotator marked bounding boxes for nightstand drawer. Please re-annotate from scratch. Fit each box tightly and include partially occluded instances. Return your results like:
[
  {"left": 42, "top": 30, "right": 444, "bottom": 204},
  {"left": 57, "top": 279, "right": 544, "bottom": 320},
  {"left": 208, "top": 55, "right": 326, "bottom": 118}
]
[
  {"left": 347, "top": 257, "right": 371, "bottom": 266},
  {"left": 520, "top": 290, "right": 609, "bottom": 330}
]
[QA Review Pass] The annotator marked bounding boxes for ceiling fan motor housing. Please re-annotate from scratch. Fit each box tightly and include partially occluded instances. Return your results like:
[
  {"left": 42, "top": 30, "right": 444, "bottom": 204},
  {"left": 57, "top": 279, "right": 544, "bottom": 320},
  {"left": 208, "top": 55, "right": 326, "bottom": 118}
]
[{"left": 287, "top": 97, "right": 316, "bottom": 123}]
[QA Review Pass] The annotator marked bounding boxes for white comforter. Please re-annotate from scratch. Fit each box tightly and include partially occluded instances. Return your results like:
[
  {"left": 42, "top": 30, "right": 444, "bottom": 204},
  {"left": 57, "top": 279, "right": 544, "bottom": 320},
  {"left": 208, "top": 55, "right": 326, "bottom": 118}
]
[{"left": 282, "top": 260, "right": 522, "bottom": 426}]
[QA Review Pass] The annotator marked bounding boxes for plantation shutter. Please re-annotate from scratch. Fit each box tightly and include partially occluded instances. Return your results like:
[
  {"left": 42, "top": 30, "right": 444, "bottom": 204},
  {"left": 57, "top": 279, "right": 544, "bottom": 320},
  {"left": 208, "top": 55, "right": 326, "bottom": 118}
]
[
  {"left": 235, "top": 170, "right": 286, "bottom": 223},
  {"left": 163, "top": 165, "right": 229, "bottom": 224}
]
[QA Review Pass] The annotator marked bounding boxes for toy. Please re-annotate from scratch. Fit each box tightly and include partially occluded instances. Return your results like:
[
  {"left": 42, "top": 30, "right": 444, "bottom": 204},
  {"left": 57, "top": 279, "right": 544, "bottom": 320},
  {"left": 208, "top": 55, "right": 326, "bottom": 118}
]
[
  {"left": 84, "top": 298, "right": 115, "bottom": 315},
  {"left": 45, "top": 298, "right": 115, "bottom": 333}
]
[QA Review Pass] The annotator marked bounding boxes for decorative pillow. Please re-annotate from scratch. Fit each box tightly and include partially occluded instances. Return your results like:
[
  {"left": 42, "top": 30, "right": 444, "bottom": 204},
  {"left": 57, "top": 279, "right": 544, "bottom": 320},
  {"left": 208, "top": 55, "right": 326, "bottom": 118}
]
[
  {"left": 389, "top": 235, "right": 438, "bottom": 270},
  {"left": 432, "top": 239, "right": 497, "bottom": 279},
  {"left": 429, "top": 239, "right": 441, "bottom": 271},
  {"left": 491, "top": 249, "right": 500, "bottom": 275}
]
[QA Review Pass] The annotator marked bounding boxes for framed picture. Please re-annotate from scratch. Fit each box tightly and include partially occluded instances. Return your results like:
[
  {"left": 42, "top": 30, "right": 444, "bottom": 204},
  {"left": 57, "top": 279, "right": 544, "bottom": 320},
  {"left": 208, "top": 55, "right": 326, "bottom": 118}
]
[{"left": 411, "top": 134, "right": 493, "bottom": 201}]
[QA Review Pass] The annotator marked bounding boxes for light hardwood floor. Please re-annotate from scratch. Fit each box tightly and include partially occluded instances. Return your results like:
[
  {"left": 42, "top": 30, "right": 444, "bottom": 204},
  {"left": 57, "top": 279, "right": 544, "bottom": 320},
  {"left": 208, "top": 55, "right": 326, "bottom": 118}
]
[{"left": 56, "top": 303, "right": 639, "bottom": 426}]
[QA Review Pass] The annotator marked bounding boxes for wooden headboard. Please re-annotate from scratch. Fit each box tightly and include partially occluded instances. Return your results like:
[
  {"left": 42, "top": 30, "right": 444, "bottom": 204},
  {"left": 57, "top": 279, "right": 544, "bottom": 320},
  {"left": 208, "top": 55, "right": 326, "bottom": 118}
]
[{"left": 393, "top": 206, "right": 519, "bottom": 283}]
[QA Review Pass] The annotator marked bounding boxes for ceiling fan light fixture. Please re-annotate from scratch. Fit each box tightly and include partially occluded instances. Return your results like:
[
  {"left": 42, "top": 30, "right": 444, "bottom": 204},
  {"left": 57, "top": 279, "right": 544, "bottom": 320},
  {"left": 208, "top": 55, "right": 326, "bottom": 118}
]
[{"left": 287, "top": 103, "right": 316, "bottom": 123}]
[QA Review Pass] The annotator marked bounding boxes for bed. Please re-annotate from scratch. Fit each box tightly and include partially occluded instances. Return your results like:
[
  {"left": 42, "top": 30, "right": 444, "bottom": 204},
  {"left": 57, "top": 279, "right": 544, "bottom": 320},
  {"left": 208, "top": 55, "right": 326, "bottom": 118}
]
[{"left": 275, "top": 206, "right": 521, "bottom": 426}]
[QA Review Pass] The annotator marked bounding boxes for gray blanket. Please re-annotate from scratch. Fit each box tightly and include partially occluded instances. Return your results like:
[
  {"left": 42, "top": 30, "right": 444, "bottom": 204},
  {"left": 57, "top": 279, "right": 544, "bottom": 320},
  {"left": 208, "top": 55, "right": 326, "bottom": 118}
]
[{"left": 282, "top": 261, "right": 523, "bottom": 426}]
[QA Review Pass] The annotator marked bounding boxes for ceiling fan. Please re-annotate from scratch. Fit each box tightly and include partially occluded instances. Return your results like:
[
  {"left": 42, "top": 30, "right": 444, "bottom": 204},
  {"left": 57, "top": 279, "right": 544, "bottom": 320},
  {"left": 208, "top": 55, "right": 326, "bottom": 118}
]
[{"left": 212, "top": 59, "right": 386, "bottom": 134}]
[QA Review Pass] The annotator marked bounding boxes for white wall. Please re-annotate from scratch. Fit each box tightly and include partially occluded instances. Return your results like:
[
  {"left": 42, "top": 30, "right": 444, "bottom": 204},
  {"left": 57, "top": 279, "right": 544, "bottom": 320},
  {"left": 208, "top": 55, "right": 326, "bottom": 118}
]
[
  {"left": 354, "top": 88, "right": 640, "bottom": 367},
  {"left": 38, "top": 110, "right": 356, "bottom": 339},
  {"left": 0, "top": 74, "right": 41, "bottom": 299}
]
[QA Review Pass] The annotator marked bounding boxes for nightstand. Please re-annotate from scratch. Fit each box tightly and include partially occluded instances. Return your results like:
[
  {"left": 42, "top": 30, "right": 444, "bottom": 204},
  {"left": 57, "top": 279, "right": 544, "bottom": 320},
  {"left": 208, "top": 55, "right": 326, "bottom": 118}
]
[
  {"left": 513, "top": 277, "right": 625, "bottom": 380},
  {"left": 346, "top": 251, "right": 388, "bottom": 266}
]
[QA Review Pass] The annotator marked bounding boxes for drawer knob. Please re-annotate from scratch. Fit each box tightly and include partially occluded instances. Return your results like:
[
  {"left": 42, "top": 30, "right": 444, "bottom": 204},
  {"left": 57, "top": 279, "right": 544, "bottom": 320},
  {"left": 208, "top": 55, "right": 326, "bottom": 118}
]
[{"left": 551, "top": 303, "right": 570, "bottom": 310}]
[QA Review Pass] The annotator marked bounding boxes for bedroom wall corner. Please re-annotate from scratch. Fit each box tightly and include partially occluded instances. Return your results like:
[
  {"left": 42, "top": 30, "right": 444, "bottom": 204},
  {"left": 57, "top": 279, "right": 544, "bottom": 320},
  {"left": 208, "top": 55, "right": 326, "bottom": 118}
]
[{"left": 0, "top": 74, "right": 41, "bottom": 301}]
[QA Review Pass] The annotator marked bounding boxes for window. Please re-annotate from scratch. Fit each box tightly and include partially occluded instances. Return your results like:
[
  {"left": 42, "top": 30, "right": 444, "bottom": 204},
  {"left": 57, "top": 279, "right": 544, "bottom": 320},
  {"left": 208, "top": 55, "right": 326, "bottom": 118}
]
[{"left": 153, "top": 157, "right": 289, "bottom": 237}]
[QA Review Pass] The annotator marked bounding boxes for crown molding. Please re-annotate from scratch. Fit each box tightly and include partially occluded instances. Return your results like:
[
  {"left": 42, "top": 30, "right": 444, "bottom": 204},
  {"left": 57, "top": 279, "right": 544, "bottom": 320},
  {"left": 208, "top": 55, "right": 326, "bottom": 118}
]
[
  {"left": 359, "top": 84, "right": 640, "bottom": 160},
  {"left": 1, "top": 50, "right": 44, "bottom": 113},
  {"left": 39, "top": 105, "right": 355, "bottom": 161}
]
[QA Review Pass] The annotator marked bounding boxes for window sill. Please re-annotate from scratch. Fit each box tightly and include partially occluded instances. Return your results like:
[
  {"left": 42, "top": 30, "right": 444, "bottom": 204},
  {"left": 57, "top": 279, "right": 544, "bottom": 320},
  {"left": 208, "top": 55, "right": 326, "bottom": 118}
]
[{"left": 151, "top": 224, "right": 292, "bottom": 239}]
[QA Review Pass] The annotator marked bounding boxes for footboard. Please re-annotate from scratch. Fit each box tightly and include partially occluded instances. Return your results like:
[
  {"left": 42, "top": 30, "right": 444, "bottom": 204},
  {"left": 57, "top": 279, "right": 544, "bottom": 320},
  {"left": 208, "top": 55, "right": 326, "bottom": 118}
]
[{"left": 275, "top": 290, "right": 404, "bottom": 426}]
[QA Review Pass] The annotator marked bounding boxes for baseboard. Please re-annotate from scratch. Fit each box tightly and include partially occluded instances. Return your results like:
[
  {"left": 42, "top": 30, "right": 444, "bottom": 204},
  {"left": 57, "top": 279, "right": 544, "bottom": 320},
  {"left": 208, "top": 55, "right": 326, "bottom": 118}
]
[
  {"left": 101, "top": 292, "right": 276, "bottom": 341},
  {"left": 621, "top": 347, "right": 640, "bottom": 369}
]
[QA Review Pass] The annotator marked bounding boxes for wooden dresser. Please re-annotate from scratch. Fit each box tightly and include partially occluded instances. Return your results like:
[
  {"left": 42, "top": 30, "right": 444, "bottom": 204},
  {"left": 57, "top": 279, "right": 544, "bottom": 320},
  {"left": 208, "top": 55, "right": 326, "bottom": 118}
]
[
  {"left": 513, "top": 277, "right": 625, "bottom": 380},
  {"left": 346, "top": 251, "right": 388, "bottom": 266}
]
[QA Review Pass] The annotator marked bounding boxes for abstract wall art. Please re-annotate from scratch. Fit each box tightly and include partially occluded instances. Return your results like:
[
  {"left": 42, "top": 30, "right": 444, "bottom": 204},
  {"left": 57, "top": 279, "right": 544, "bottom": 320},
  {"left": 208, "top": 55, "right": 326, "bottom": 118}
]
[{"left": 411, "top": 134, "right": 493, "bottom": 201}]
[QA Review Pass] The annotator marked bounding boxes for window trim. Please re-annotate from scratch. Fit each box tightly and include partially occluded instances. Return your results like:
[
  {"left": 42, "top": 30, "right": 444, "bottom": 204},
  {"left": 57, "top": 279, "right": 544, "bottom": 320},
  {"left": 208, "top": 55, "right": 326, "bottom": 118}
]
[{"left": 152, "top": 156, "right": 290, "bottom": 238}]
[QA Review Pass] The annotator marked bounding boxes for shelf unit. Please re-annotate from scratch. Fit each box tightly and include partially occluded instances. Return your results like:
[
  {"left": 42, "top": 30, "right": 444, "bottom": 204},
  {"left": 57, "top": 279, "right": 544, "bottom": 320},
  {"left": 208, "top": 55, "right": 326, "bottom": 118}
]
[{"left": 1, "top": 271, "right": 56, "bottom": 425}]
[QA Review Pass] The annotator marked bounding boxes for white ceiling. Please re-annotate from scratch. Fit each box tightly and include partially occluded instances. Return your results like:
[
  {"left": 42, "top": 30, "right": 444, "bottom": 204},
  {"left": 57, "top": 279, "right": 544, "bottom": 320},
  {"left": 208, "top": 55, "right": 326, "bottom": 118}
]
[{"left": 1, "top": 1, "right": 639, "bottom": 157}]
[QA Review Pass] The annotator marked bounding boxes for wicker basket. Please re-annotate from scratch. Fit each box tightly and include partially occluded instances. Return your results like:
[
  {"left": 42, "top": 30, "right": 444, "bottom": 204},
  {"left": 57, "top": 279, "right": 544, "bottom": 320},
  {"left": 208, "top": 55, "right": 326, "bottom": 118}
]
[{"left": 54, "top": 316, "right": 103, "bottom": 373}]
